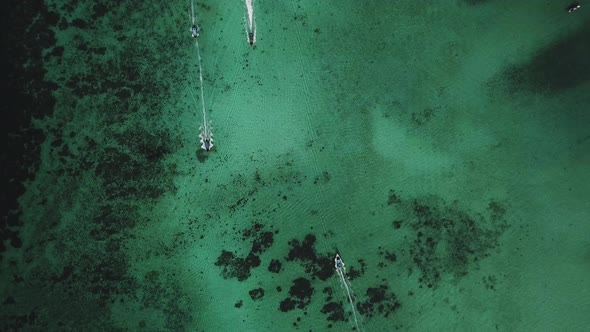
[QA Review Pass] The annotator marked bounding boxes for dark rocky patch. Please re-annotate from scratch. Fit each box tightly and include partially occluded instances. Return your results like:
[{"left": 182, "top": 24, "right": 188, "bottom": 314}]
[
  {"left": 1, "top": 310, "right": 39, "bottom": 331},
  {"left": 483, "top": 275, "right": 497, "bottom": 290},
  {"left": 384, "top": 251, "right": 397, "bottom": 262},
  {"left": 90, "top": 204, "right": 137, "bottom": 240},
  {"left": 411, "top": 107, "right": 438, "bottom": 127},
  {"left": 388, "top": 189, "right": 401, "bottom": 205},
  {"left": 345, "top": 258, "right": 367, "bottom": 281},
  {"left": 1, "top": 0, "right": 58, "bottom": 261},
  {"left": 216, "top": 223, "right": 274, "bottom": 281},
  {"left": 286, "top": 234, "right": 334, "bottom": 281},
  {"left": 93, "top": 128, "right": 177, "bottom": 200},
  {"left": 268, "top": 259, "right": 282, "bottom": 273},
  {"left": 58, "top": 18, "right": 68, "bottom": 30},
  {"left": 139, "top": 271, "right": 194, "bottom": 330},
  {"left": 320, "top": 286, "right": 346, "bottom": 322},
  {"left": 407, "top": 197, "right": 509, "bottom": 288},
  {"left": 92, "top": 4, "right": 109, "bottom": 20},
  {"left": 249, "top": 288, "right": 265, "bottom": 300},
  {"left": 49, "top": 45, "right": 64, "bottom": 57},
  {"left": 251, "top": 231, "right": 273, "bottom": 254},
  {"left": 1, "top": 0, "right": 193, "bottom": 329},
  {"left": 45, "top": 10, "right": 60, "bottom": 26},
  {"left": 279, "top": 298, "right": 296, "bottom": 312},
  {"left": 215, "top": 250, "right": 252, "bottom": 281},
  {"left": 313, "top": 171, "right": 331, "bottom": 185},
  {"left": 321, "top": 302, "right": 346, "bottom": 322},
  {"left": 356, "top": 285, "right": 401, "bottom": 318},
  {"left": 279, "top": 278, "right": 313, "bottom": 312},
  {"left": 71, "top": 18, "right": 88, "bottom": 29}
]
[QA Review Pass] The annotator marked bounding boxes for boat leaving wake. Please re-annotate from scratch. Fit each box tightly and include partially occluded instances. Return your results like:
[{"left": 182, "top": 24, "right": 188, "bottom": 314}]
[
  {"left": 190, "top": 0, "right": 213, "bottom": 151},
  {"left": 195, "top": 41, "right": 213, "bottom": 152},
  {"left": 244, "top": 0, "right": 256, "bottom": 46},
  {"left": 335, "top": 254, "right": 362, "bottom": 331}
]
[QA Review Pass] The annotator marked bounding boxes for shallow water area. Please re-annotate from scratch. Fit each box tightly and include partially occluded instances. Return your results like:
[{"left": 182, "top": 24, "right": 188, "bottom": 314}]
[{"left": 1, "top": 0, "right": 589, "bottom": 331}]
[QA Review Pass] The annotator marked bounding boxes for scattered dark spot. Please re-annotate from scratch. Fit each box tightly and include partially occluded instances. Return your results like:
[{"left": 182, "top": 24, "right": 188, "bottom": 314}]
[
  {"left": 268, "top": 259, "right": 282, "bottom": 273},
  {"left": 411, "top": 107, "right": 438, "bottom": 127},
  {"left": 385, "top": 252, "right": 397, "bottom": 262},
  {"left": 249, "top": 288, "right": 264, "bottom": 301},
  {"left": 388, "top": 190, "right": 401, "bottom": 205}
]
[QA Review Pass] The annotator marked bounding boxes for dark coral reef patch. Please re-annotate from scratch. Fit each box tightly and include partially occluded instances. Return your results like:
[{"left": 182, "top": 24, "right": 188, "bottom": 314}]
[
  {"left": 215, "top": 223, "right": 274, "bottom": 281},
  {"left": 279, "top": 278, "right": 314, "bottom": 312},
  {"left": 286, "top": 234, "right": 334, "bottom": 281}
]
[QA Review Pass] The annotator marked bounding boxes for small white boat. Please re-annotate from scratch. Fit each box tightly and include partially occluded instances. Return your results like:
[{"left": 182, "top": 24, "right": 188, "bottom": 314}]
[{"left": 334, "top": 253, "right": 345, "bottom": 269}]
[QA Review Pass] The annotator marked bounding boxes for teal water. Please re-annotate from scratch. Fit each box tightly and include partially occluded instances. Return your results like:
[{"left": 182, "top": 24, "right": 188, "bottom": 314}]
[{"left": 1, "top": 0, "right": 589, "bottom": 331}]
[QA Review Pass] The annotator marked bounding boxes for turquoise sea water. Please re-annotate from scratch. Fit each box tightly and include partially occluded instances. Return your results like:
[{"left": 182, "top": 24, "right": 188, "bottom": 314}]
[{"left": 1, "top": 0, "right": 589, "bottom": 331}]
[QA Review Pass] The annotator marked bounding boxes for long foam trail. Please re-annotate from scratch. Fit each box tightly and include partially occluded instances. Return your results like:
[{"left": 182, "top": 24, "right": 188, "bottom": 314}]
[
  {"left": 338, "top": 268, "right": 361, "bottom": 331},
  {"left": 244, "top": 0, "right": 256, "bottom": 44},
  {"left": 191, "top": 1, "right": 212, "bottom": 150},
  {"left": 245, "top": 0, "right": 254, "bottom": 30},
  {"left": 191, "top": 0, "right": 195, "bottom": 24},
  {"left": 196, "top": 42, "right": 206, "bottom": 121},
  {"left": 195, "top": 40, "right": 211, "bottom": 146}
]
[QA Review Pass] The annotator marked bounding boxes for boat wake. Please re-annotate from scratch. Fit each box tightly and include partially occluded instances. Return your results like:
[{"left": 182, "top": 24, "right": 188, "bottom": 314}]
[
  {"left": 190, "top": 0, "right": 213, "bottom": 151},
  {"left": 244, "top": 0, "right": 256, "bottom": 46},
  {"left": 195, "top": 40, "right": 213, "bottom": 151},
  {"left": 335, "top": 256, "right": 363, "bottom": 331}
]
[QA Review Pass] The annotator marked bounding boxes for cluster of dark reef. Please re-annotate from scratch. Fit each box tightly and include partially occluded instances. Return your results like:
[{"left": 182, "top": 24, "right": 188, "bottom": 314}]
[
  {"left": 215, "top": 222, "right": 275, "bottom": 281},
  {"left": 1, "top": 0, "right": 193, "bottom": 329},
  {"left": 1, "top": 0, "right": 58, "bottom": 261},
  {"left": 408, "top": 198, "right": 508, "bottom": 288},
  {"left": 279, "top": 278, "right": 314, "bottom": 312},
  {"left": 356, "top": 285, "right": 401, "bottom": 318},
  {"left": 220, "top": 186, "right": 509, "bottom": 327},
  {"left": 320, "top": 287, "right": 346, "bottom": 324},
  {"left": 285, "top": 234, "right": 334, "bottom": 281}
]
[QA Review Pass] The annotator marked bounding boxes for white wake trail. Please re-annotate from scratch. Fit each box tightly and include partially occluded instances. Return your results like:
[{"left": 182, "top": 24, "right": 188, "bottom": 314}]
[
  {"left": 244, "top": 0, "right": 256, "bottom": 45},
  {"left": 191, "top": 0, "right": 212, "bottom": 150},
  {"left": 195, "top": 39, "right": 212, "bottom": 151},
  {"left": 196, "top": 41, "right": 206, "bottom": 127},
  {"left": 245, "top": 0, "right": 254, "bottom": 29},
  {"left": 338, "top": 268, "right": 361, "bottom": 331},
  {"left": 191, "top": 0, "right": 195, "bottom": 24}
]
